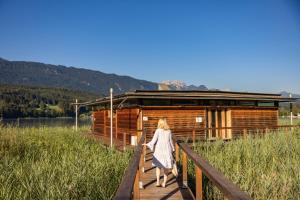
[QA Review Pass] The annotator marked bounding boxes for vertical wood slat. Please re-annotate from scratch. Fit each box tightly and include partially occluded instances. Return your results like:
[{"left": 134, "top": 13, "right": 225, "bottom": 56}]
[
  {"left": 175, "top": 143, "right": 179, "bottom": 163},
  {"left": 195, "top": 165, "right": 203, "bottom": 200},
  {"left": 115, "top": 110, "right": 118, "bottom": 138},
  {"left": 221, "top": 110, "right": 226, "bottom": 139},
  {"left": 226, "top": 110, "right": 232, "bottom": 139},
  {"left": 208, "top": 110, "right": 212, "bottom": 138},
  {"left": 182, "top": 151, "right": 188, "bottom": 187},
  {"left": 215, "top": 110, "right": 219, "bottom": 138}
]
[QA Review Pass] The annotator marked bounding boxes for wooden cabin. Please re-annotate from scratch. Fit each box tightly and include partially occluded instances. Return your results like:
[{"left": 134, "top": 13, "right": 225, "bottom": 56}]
[{"left": 84, "top": 90, "right": 295, "bottom": 145}]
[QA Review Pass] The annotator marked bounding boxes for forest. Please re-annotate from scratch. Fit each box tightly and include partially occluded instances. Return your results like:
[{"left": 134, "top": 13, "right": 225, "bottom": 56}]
[{"left": 0, "top": 85, "right": 99, "bottom": 118}]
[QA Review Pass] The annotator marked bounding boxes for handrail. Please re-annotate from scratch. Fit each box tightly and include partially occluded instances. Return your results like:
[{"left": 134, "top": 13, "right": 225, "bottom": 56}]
[
  {"left": 114, "top": 132, "right": 145, "bottom": 200},
  {"left": 174, "top": 135, "right": 252, "bottom": 200},
  {"left": 158, "top": 125, "right": 300, "bottom": 132}
]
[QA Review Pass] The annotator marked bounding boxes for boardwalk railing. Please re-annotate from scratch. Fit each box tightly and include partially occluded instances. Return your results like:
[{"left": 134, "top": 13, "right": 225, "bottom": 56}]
[
  {"left": 171, "top": 125, "right": 300, "bottom": 144},
  {"left": 114, "top": 131, "right": 146, "bottom": 200},
  {"left": 174, "top": 135, "right": 252, "bottom": 200},
  {"left": 114, "top": 125, "right": 299, "bottom": 200}
]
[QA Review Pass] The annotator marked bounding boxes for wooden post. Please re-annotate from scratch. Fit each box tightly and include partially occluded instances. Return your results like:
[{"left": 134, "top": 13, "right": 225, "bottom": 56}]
[
  {"left": 139, "top": 147, "right": 144, "bottom": 188},
  {"left": 75, "top": 99, "right": 78, "bottom": 131},
  {"left": 226, "top": 110, "right": 232, "bottom": 139},
  {"left": 243, "top": 129, "right": 247, "bottom": 139},
  {"left": 208, "top": 110, "right": 212, "bottom": 139},
  {"left": 224, "top": 197, "right": 229, "bottom": 200},
  {"left": 110, "top": 88, "right": 113, "bottom": 148},
  {"left": 192, "top": 129, "right": 196, "bottom": 145},
  {"left": 115, "top": 110, "right": 118, "bottom": 139},
  {"left": 123, "top": 132, "right": 126, "bottom": 151},
  {"left": 290, "top": 94, "right": 293, "bottom": 127},
  {"left": 175, "top": 143, "right": 179, "bottom": 163},
  {"left": 195, "top": 165, "right": 203, "bottom": 200},
  {"left": 182, "top": 151, "right": 188, "bottom": 188},
  {"left": 133, "top": 168, "right": 140, "bottom": 200}
]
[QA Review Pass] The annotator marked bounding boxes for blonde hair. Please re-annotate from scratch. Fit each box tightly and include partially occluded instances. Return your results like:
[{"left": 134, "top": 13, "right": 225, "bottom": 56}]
[{"left": 157, "top": 118, "right": 170, "bottom": 130}]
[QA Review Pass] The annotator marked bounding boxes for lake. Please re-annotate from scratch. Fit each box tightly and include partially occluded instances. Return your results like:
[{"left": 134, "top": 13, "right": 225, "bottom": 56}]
[{"left": 0, "top": 117, "right": 91, "bottom": 127}]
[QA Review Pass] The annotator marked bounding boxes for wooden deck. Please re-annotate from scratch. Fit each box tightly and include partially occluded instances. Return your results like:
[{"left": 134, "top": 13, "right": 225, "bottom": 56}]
[{"left": 140, "top": 151, "right": 194, "bottom": 200}]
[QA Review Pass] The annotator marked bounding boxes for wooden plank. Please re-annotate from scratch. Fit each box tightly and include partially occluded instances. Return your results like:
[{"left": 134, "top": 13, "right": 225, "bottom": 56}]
[
  {"left": 139, "top": 150, "right": 194, "bottom": 200},
  {"left": 175, "top": 143, "right": 179, "bottom": 163},
  {"left": 226, "top": 110, "right": 232, "bottom": 139},
  {"left": 114, "top": 133, "right": 145, "bottom": 200},
  {"left": 133, "top": 168, "right": 140, "bottom": 200},
  {"left": 182, "top": 151, "right": 188, "bottom": 187},
  {"left": 115, "top": 110, "right": 118, "bottom": 139},
  {"left": 104, "top": 110, "right": 107, "bottom": 137},
  {"left": 208, "top": 110, "right": 212, "bottom": 138},
  {"left": 221, "top": 110, "right": 226, "bottom": 139},
  {"left": 195, "top": 165, "right": 203, "bottom": 200}
]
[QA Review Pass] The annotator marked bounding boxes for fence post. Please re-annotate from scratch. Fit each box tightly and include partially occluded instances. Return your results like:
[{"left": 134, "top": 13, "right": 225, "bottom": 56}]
[
  {"left": 195, "top": 165, "right": 202, "bottom": 200},
  {"left": 192, "top": 129, "right": 196, "bottom": 146},
  {"left": 175, "top": 143, "right": 179, "bottom": 163},
  {"left": 182, "top": 151, "right": 188, "bottom": 188},
  {"left": 133, "top": 168, "right": 140, "bottom": 200},
  {"left": 139, "top": 148, "right": 144, "bottom": 189}
]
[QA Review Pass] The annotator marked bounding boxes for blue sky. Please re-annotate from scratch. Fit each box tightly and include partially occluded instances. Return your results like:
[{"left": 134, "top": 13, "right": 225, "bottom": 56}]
[{"left": 0, "top": 0, "right": 300, "bottom": 93}]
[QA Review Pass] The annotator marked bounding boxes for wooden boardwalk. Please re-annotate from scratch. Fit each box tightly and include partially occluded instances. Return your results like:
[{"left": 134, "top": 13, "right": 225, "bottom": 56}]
[{"left": 140, "top": 151, "right": 194, "bottom": 200}]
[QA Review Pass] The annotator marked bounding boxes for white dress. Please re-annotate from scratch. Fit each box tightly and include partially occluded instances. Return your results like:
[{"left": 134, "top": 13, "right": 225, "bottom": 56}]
[{"left": 146, "top": 128, "right": 175, "bottom": 169}]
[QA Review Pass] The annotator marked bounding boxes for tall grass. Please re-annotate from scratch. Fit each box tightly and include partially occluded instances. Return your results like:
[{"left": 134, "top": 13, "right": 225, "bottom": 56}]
[
  {"left": 0, "top": 126, "right": 131, "bottom": 200},
  {"left": 190, "top": 128, "right": 300, "bottom": 200}
]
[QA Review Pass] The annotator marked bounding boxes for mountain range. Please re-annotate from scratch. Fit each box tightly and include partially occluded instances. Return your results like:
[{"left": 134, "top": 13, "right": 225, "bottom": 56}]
[{"left": 0, "top": 58, "right": 208, "bottom": 96}]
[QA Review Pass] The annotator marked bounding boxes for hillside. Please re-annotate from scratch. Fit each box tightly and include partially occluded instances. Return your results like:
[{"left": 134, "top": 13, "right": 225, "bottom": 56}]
[
  {"left": 0, "top": 84, "right": 99, "bottom": 118},
  {"left": 0, "top": 58, "right": 158, "bottom": 95},
  {"left": 0, "top": 58, "right": 210, "bottom": 95}
]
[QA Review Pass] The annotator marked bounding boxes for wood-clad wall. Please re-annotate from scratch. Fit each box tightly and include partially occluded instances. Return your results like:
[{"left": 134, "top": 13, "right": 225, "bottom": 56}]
[
  {"left": 93, "top": 107, "right": 279, "bottom": 144},
  {"left": 93, "top": 110, "right": 106, "bottom": 136},
  {"left": 142, "top": 109, "right": 206, "bottom": 141},
  {"left": 116, "top": 108, "right": 139, "bottom": 144},
  {"left": 93, "top": 109, "right": 139, "bottom": 145},
  {"left": 231, "top": 108, "right": 278, "bottom": 137}
]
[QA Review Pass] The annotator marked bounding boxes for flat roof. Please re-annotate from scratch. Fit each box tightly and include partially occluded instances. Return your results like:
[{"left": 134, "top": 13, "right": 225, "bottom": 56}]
[{"left": 77, "top": 90, "right": 298, "bottom": 106}]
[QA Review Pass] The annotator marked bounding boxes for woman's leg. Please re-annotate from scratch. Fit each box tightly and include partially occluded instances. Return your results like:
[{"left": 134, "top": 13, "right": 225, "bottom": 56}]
[
  {"left": 156, "top": 167, "right": 161, "bottom": 185},
  {"left": 162, "top": 169, "right": 168, "bottom": 187}
]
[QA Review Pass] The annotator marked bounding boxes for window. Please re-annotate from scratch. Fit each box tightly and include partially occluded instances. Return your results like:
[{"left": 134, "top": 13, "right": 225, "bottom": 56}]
[
  {"left": 258, "top": 101, "right": 275, "bottom": 107},
  {"left": 238, "top": 101, "right": 256, "bottom": 106}
]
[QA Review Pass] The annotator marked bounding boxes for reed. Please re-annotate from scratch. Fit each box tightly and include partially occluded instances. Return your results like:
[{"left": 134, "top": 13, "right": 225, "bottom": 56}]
[
  {"left": 189, "top": 128, "right": 300, "bottom": 200},
  {"left": 0, "top": 126, "right": 131, "bottom": 200}
]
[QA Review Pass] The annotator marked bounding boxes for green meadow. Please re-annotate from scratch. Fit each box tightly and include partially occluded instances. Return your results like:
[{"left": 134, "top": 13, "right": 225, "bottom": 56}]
[
  {"left": 189, "top": 128, "right": 300, "bottom": 200},
  {"left": 0, "top": 126, "right": 131, "bottom": 200}
]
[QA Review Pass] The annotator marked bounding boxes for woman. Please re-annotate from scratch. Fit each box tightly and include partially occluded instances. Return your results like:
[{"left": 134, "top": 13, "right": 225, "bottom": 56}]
[{"left": 144, "top": 118, "right": 175, "bottom": 188}]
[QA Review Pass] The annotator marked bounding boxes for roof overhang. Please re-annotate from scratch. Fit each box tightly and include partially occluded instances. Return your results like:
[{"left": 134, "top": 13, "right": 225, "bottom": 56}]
[{"left": 75, "top": 90, "right": 298, "bottom": 106}]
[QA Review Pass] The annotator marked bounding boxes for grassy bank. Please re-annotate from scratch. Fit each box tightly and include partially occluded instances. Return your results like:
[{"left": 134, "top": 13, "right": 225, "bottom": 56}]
[
  {"left": 0, "top": 126, "right": 131, "bottom": 200},
  {"left": 189, "top": 128, "right": 300, "bottom": 200},
  {"left": 278, "top": 118, "right": 300, "bottom": 125}
]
